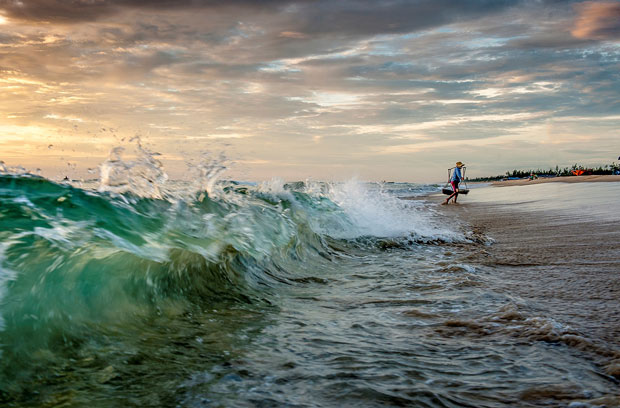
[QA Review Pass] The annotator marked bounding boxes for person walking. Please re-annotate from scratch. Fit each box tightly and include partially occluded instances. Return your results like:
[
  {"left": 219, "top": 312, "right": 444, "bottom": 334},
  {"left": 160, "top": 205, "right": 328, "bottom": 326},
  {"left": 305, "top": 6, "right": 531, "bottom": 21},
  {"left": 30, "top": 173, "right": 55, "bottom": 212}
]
[{"left": 443, "top": 161, "right": 464, "bottom": 205}]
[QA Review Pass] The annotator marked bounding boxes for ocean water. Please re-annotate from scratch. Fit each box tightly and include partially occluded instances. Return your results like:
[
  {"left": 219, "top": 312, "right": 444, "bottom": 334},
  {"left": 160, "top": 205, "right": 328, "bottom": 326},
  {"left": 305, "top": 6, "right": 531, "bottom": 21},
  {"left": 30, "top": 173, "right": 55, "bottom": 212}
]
[{"left": 0, "top": 157, "right": 619, "bottom": 407}]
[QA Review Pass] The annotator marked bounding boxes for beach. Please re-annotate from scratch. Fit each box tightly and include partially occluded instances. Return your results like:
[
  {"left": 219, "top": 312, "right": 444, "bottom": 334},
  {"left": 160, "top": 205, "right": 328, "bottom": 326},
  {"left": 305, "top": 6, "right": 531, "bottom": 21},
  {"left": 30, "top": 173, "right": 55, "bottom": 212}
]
[
  {"left": 489, "top": 174, "right": 620, "bottom": 187},
  {"left": 438, "top": 181, "right": 620, "bottom": 405}
]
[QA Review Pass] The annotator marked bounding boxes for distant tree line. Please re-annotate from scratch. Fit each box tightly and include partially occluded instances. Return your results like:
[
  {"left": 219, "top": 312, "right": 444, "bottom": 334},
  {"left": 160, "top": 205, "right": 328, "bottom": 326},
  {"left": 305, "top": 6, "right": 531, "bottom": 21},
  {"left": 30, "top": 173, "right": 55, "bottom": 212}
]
[{"left": 468, "top": 163, "right": 619, "bottom": 181}]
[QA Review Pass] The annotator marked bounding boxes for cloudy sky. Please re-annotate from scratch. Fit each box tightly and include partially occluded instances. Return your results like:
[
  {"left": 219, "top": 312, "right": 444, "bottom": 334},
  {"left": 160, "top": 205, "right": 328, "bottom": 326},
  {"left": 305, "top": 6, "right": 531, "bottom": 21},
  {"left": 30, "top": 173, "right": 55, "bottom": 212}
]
[{"left": 0, "top": 0, "right": 619, "bottom": 182}]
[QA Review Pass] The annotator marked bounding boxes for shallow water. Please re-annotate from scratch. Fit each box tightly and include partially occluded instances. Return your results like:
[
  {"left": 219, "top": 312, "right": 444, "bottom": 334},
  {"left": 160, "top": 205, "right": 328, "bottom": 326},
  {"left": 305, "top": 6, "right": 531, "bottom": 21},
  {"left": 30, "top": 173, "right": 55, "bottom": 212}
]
[{"left": 0, "top": 175, "right": 618, "bottom": 407}]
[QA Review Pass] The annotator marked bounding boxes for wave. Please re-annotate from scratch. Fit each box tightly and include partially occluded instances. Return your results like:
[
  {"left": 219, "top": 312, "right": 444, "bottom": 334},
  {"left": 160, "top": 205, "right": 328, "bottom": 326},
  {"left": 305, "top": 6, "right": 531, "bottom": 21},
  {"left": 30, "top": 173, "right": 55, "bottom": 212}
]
[{"left": 0, "top": 148, "right": 461, "bottom": 393}]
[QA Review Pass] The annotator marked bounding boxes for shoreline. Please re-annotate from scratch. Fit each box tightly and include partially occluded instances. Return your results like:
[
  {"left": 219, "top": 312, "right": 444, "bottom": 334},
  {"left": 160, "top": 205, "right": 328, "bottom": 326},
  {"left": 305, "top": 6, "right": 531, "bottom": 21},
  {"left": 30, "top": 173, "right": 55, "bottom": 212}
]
[
  {"left": 442, "top": 183, "right": 620, "bottom": 383},
  {"left": 486, "top": 174, "right": 620, "bottom": 187}
]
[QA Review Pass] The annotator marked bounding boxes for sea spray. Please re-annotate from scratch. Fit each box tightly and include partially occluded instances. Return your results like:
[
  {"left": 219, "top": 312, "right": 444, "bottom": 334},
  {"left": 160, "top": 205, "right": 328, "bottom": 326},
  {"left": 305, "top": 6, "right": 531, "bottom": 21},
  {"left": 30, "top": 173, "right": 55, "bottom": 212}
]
[
  {"left": 253, "top": 178, "right": 461, "bottom": 244},
  {"left": 98, "top": 140, "right": 168, "bottom": 198},
  {"left": 321, "top": 179, "right": 459, "bottom": 242}
]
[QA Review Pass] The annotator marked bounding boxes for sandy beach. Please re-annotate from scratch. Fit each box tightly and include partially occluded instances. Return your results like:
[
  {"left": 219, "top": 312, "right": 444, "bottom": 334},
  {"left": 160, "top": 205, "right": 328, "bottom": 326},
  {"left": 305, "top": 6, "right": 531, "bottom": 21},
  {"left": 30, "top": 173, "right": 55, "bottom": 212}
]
[
  {"left": 489, "top": 174, "right": 620, "bottom": 187},
  {"left": 438, "top": 181, "right": 620, "bottom": 406}
]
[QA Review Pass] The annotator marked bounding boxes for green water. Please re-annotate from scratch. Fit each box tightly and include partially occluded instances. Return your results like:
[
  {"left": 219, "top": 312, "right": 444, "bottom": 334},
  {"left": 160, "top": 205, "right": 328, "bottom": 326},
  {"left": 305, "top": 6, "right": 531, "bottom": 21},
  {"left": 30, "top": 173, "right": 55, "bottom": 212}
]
[{"left": 1, "top": 175, "right": 618, "bottom": 407}]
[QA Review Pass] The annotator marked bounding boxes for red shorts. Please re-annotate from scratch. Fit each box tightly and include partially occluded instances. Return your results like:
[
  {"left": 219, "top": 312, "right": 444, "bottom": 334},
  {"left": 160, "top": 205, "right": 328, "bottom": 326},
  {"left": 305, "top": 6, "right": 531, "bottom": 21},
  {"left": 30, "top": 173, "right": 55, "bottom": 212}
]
[{"left": 451, "top": 181, "right": 459, "bottom": 191}]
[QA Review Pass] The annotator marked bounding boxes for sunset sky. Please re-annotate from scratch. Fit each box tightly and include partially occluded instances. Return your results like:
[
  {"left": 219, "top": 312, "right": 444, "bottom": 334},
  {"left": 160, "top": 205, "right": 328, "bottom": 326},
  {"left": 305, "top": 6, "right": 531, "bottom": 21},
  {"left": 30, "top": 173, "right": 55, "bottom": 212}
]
[{"left": 0, "top": 0, "right": 619, "bottom": 182}]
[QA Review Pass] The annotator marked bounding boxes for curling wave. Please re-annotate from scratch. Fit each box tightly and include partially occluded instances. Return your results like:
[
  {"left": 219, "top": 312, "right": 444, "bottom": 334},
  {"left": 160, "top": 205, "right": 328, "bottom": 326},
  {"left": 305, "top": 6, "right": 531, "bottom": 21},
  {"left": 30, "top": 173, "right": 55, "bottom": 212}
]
[{"left": 0, "top": 151, "right": 458, "bottom": 394}]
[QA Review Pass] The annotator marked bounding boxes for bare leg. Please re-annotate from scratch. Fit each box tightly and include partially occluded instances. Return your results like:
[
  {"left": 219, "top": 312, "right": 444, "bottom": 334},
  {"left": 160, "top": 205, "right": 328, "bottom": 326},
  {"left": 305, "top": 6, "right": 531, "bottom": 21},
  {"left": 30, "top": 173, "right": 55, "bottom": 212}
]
[{"left": 444, "top": 190, "right": 457, "bottom": 204}]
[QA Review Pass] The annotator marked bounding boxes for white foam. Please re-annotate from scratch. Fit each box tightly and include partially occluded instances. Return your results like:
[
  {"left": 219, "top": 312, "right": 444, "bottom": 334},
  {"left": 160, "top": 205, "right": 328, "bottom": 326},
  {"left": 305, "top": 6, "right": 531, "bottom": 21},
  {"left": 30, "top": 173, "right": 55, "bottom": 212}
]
[
  {"left": 257, "top": 178, "right": 296, "bottom": 203},
  {"left": 314, "top": 179, "right": 463, "bottom": 241}
]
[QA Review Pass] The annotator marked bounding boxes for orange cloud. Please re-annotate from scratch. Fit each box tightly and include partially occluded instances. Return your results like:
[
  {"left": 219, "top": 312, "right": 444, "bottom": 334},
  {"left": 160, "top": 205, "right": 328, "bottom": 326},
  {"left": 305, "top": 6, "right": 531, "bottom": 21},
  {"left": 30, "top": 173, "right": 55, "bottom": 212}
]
[
  {"left": 278, "top": 31, "right": 308, "bottom": 39},
  {"left": 572, "top": 1, "right": 620, "bottom": 40}
]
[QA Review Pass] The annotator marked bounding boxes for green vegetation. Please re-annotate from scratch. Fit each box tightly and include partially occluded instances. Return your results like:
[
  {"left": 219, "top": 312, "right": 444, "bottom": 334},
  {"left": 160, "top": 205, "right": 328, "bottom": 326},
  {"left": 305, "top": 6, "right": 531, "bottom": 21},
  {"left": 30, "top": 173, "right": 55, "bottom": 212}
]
[{"left": 468, "top": 163, "right": 619, "bottom": 182}]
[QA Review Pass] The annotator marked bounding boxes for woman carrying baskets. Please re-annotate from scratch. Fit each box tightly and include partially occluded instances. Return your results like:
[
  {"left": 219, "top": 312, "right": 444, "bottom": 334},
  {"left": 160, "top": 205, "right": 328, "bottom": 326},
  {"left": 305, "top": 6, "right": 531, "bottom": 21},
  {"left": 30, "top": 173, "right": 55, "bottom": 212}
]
[{"left": 443, "top": 161, "right": 464, "bottom": 205}]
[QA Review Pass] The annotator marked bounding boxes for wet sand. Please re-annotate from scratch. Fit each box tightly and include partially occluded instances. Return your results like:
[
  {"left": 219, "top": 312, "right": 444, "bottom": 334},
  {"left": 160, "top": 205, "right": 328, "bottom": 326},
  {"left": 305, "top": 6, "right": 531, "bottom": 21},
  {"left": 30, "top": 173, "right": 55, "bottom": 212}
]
[
  {"left": 490, "top": 174, "right": 620, "bottom": 187},
  {"left": 441, "top": 183, "right": 620, "bottom": 385}
]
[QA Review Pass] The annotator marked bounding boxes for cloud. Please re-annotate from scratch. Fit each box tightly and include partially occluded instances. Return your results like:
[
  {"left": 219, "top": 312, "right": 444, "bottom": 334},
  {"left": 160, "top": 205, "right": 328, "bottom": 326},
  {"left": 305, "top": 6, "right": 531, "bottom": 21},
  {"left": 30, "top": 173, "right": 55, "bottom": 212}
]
[
  {"left": 0, "top": 0, "right": 292, "bottom": 23},
  {"left": 572, "top": 1, "right": 620, "bottom": 40},
  {"left": 0, "top": 0, "right": 619, "bottom": 181},
  {"left": 44, "top": 113, "right": 84, "bottom": 122},
  {"left": 0, "top": 0, "right": 520, "bottom": 36},
  {"left": 279, "top": 31, "right": 308, "bottom": 39}
]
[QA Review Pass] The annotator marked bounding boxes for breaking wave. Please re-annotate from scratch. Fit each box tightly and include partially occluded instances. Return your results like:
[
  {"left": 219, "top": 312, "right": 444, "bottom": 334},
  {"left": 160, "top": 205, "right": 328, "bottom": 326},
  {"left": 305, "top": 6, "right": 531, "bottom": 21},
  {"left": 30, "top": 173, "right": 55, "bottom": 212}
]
[{"left": 0, "top": 147, "right": 460, "bottom": 394}]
